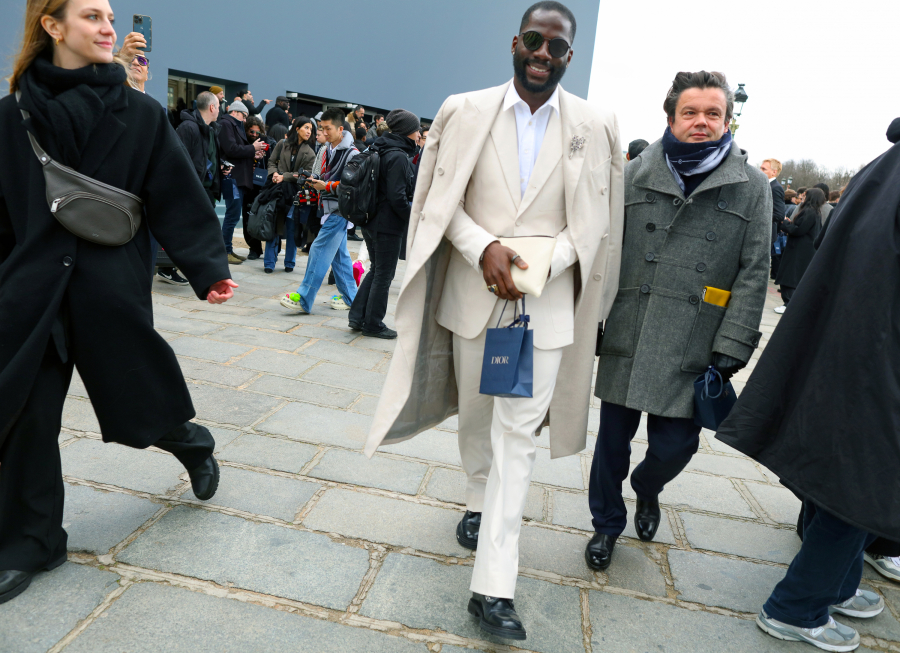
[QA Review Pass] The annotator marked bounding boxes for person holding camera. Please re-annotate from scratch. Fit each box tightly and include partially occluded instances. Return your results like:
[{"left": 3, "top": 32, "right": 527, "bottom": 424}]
[
  {"left": 265, "top": 117, "right": 317, "bottom": 273},
  {"left": 241, "top": 115, "right": 273, "bottom": 260}
]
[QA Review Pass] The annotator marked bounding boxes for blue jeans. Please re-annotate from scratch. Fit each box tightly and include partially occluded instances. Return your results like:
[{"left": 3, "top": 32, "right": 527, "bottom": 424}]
[
  {"left": 265, "top": 207, "right": 296, "bottom": 270},
  {"left": 221, "top": 178, "right": 243, "bottom": 253},
  {"left": 294, "top": 213, "right": 357, "bottom": 313},
  {"left": 763, "top": 500, "right": 877, "bottom": 628}
]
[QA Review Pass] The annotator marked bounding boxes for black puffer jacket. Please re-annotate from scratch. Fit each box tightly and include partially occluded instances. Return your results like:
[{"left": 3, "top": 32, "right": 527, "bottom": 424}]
[
  {"left": 175, "top": 108, "right": 221, "bottom": 199},
  {"left": 371, "top": 133, "right": 416, "bottom": 235}
]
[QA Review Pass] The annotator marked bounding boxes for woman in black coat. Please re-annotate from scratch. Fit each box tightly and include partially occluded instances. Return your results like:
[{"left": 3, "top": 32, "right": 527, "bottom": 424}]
[
  {"left": 775, "top": 188, "right": 825, "bottom": 309},
  {"left": 0, "top": 0, "right": 236, "bottom": 605}
]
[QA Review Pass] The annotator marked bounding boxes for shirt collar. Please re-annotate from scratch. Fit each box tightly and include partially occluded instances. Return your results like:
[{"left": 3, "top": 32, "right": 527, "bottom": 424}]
[{"left": 503, "top": 80, "right": 560, "bottom": 115}]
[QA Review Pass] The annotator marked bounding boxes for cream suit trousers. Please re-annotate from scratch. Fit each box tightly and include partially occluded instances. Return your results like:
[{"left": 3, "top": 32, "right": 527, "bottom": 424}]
[{"left": 453, "top": 300, "right": 563, "bottom": 599}]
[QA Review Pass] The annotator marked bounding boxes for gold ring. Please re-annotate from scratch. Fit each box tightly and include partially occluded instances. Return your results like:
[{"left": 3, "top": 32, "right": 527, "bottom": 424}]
[{"left": 488, "top": 284, "right": 498, "bottom": 294}]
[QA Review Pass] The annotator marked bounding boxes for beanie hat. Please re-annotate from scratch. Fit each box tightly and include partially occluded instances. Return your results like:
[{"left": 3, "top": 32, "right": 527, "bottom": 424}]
[
  {"left": 386, "top": 109, "right": 420, "bottom": 137},
  {"left": 227, "top": 100, "right": 249, "bottom": 114},
  {"left": 209, "top": 86, "right": 223, "bottom": 94}
]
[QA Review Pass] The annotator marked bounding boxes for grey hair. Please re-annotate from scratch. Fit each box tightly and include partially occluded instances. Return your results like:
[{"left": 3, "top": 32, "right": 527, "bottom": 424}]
[
  {"left": 196, "top": 91, "right": 217, "bottom": 111},
  {"left": 663, "top": 71, "right": 735, "bottom": 121}
]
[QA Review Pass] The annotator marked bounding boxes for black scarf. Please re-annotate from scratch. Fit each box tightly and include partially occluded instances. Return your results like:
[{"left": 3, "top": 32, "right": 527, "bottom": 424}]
[
  {"left": 661, "top": 126, "right": 733, "bottom": 196},
  {"left": 17, "top": 53, "right": 127, "bottom": 169}
]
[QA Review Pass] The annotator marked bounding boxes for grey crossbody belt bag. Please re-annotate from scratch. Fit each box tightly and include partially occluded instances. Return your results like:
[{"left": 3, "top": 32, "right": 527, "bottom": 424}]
[{"left": 16, "top": 91, "right": 142, "bottom": 246}]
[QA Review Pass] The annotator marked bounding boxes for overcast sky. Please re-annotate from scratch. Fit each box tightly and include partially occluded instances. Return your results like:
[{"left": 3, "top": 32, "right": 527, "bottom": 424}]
[{"left": 586, "top": 0, "right": 898, "bottom": 173}]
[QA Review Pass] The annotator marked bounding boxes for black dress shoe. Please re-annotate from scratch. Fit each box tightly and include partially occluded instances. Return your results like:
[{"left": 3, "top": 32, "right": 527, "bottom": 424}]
[
  {"left": 285, "top": 267, "right": 293, "bottom": 273},
  {"left": 348, "top": 321, "right": 363, "bottom": 332},
  {"left": 188, "top": 456, "right": 220, "bottom": 501},
  {"left": 585, "top": 533, "right": 617, "bottom": 570},
  {"left": 456, "top": 510, "right": 481, "bottom": 550},
  {"left": 0, "top": 554, "right": 66, "bottom": 604},
  {"left": 362, "top": 327, "right": 397, "bottom": 339},
  {"left": 634, "top": 496, "right": 661, "bottom": 541},
  {"left": 247, "top": 251, "right": 261, "bottom": 260},
  {"left": 468, "top": 593, "right": 526, "bottom": 640}
]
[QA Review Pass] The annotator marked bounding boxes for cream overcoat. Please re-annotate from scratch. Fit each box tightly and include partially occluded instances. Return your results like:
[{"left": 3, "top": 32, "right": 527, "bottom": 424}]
[{"left": 364, "top": 81, "right": 625, "bottom": 459}]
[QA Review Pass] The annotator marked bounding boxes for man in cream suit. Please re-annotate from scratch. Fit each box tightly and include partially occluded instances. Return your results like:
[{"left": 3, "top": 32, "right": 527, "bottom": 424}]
[{"left": 364, "top": 1, "right": 623, "bottom": 641}]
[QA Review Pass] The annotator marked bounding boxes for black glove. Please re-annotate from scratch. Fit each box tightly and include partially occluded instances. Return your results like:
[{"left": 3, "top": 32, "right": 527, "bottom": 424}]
[
  {"left": 595, "top": 322, "right": 604, "bottom": 357},
  {"left": 713, "top": 353, "right": 745, "bottom": 382}
]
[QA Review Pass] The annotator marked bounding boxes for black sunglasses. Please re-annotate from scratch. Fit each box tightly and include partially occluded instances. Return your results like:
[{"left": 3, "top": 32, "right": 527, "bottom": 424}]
[{"left": 519, "top": 31, "right": 570, "bottom": 58}]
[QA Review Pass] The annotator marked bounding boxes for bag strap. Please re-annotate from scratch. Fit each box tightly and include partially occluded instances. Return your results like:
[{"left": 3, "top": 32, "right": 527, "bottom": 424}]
[
  {"left": 15, "top": 90, "right": 53, "bottom": 168},
  {"left": 494, "top": 297, "right": 529, "bottom": 330},
  {"left": 701, "top": 366, "right": 725, "bottom": 400}
]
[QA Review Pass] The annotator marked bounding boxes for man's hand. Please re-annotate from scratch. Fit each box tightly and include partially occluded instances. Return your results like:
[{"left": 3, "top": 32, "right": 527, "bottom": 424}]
[
  {"left": 207, "top": 279, "right": 238, "bottom": 304},
  {"left": 308, "top": 179, "right": 327, "bottom": 192},
  {"left": 482, "top": 241, "right": 528, "bottom": 301},
  {"left": 262, "top": 98, "right": 270, "bottom": 103},
  {"left": 272, "top": 173, "right": 283, "bottom": 183},
  {"left": 119, "top": 32, "right": 146, "bottom": 59},
  {"left": 252, "top": 139, "right": 267, "bottom": 152}
]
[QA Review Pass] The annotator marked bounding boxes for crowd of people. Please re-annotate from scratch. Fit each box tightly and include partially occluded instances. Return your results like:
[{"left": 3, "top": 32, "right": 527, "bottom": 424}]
[{"left": 1, "top": 2, "right": 898, "bottom": 653}]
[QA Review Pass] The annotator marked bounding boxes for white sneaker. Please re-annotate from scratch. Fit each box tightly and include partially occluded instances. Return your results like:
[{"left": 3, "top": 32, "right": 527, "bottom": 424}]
[
  {"left": 774, "top": 305, "right": 787, "bottom": 314},
  {"left": 864, "top": 552, "right": 900, "bottom": 582},
  {"left": 830, "top": 588, "right": 884, "bottom": 619},
  {"left": 757, "top": 610, "right": 860, "bottom": 652},
  {"left": 330, "top": 294, "right": 350, "bottom": 311}
]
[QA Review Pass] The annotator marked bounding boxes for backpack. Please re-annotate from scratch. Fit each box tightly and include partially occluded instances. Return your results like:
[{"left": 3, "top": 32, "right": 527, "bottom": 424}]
[
  {"left": 247, "top": 194, "right": 277, "bottom": 242},
  {"left": 337, "top": 148, "right": 380, "bottom": 227}
]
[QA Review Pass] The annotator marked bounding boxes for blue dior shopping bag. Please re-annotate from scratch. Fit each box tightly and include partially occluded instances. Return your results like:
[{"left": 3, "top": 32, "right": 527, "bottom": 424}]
[
  {"left": 479, "top": 299, "right": 533, "bottom": 398},
  {"left": 693, "top": 366, "right": 738, "bottom": 431}
]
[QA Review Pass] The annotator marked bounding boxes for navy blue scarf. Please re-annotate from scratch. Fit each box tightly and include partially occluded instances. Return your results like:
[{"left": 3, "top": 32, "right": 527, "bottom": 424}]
[{"left": 661, "top": 127, "right": 733, "bottom": 196}]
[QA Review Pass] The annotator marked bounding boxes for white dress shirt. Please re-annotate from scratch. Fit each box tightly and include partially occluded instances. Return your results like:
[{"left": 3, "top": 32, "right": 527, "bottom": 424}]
[{"left": 502, "top": 82, "right": 560, "bottom": 198}]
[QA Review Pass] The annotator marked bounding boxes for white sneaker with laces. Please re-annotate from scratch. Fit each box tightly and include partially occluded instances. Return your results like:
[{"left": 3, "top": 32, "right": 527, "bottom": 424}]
[
  {"left": 757, "top": 610, "right": 860, "bottom": 652},
  {"left": 830, "top": 588, "right": 884, "bottom": 619},
  {"left": 864, "top": 553, "right": 900, "bottom": 582},
  {"left": 774, "top": 305, "right": 787, "bottom": 314}
]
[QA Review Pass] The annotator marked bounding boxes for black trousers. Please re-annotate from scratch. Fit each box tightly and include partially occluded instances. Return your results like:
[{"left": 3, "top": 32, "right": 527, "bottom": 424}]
[
  {"left": 241, "top": 187, "right": 263, "bottom": 256},
  {"left": 348, "top": 228, "right": 402, "bottom": 332},
  {"left": 797, "top": 504, "right": 900, "bottom": 557},
  {"left": 780, "top": 285, "right": 795, "bottom": 305},
  {"left": 0, "top": 344, "right": 215, "bottom": 572},
  {"left": 588, "top": 401, "right": 701, "bottom": 536}
]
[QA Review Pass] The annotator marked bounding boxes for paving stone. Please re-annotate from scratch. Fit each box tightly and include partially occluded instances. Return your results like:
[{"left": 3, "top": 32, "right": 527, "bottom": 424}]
[
  {"left": 184, "top": 465, "right": 318, "bottom": 520},
  {"left": 63, "top": 483, "right": 160, "bottom": 554},
  {"left": 247, "top": 375, "right": 359, "bottom": 408},
  {"left": 168, "top": 336, "right": 253, "bottom": 363},
  {"left": 205, "top": 425, "right": 243, "bottom": 452},
  {"left": 307, "top": 449, "right": 427, "bottom": 494},
  {"left": 67, "top": 370, "right": 89, "bottom": 398},
  {"left": 605, "top": 544, "right": 669, "bottom": 597},
  {"left": 302, "top": 362, "right": 386, "bottom": 394},
  {"left": 438, "top": 415, "right": 459, "bottom": 431},
  {"left": 256, "top": 402, "right": 372, "bottom": 449},
  {"left": 232, "top": 349, "right": 318, "bottom": 377},
  {"left": 379, "top": 429, "right": 462, "bottom": 465},
  {"left": 62, "top": 396, "right": 101, "bottom": 432},
  {"left": 205, "top": 326, "right": 311, "bottom": 351},
  {"left": 59, "top": 431, "right": 76, "bottom": 444},
  {"left": 519, "top": 524, "right": 592, "bottom": 580},
  {"left": 625, "top": 471, "right": 757, "bottom": 518},
  {"left": 668, "top": 549, "right": 786, "bottom": 613},
  {"left": 156, "top": 330, "right": 180, "bottom": 341},
  {"left": 151, "top": 292, "right": 187, "bottom": 305},
  {"left": 588, "top": 406, "right": 600, "bottom": 433},
  {"left": 361, "top": 553, "right": 584, "bottom": 653},
  {"left": 119, "top": 506, "right": 368, "bottom": 610},
  {"left": 152, "top": 314, "right": 223, "bottom": 336},
  {"left": 424, "top": 467, "right": 544, "bottom": 520},
  {"left": 188, "top": 383, "right": 284, "bottom": 427},
  {"left": 176, "top": 357, "right": 258, "bottom": 387},
  {"left": 589, "top": 590, "right": 798, "bottom": 652},
  {"left": 685, "top": 452, "right": 767, "bottom": 481},
  {"left": 217, "top": 433, "right": 319, "bottom": 473},
  {"left": 173, "top": 302, "right": 262, "bottom": 316},
  {"left": 706, "top": 432, "right": 751, "bottom": 457},
  {"left": 67, "top": 582, "right": 427, "bottom": 653},
  {"left": 550, "top": 490, "right": 678, "bottom": 544},
  {"left": 350, "top": 394, "right": 381, "bottom": 416},
  {"left": 184, "top": 311, "right": 300, "bottom": 331},
  {"left": 61, "top": 439, "right": 185, "bottom": 495},
  {"left": 745, "top": 482, "right": 802, "bottom": 525},
  {"left": 680, "top": 512, "right": 801, "bottom": 564},
  {"left": 0, "top": 562, "right": 120, "bottom": 653},
  {"left": 531, "top": 447, "right": 585, "bottom": 490},
  {"left": 301, "top": 339, "right": 385, "bottom": 370},
  {"left": 294, "top": 324, "right": 360, "bottom": 344},
  {"left": 151, "top": 302, "right": 193, "bottom": 318},
  {"left": 352, "top": 335, "right": 396, "bottom": 352},
  {"left": 305, "top": 489, "right": 470, "bottom": 557}
]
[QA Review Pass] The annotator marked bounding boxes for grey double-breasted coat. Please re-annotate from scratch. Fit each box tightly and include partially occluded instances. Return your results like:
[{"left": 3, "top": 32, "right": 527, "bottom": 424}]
[{"left": 594, "top": 139, "right": 772, "bottom": 418}]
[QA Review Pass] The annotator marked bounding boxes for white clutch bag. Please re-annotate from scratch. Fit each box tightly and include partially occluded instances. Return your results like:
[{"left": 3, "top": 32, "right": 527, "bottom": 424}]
[{"left": 498, "top": 236, "right": 556, "bottom": 298}]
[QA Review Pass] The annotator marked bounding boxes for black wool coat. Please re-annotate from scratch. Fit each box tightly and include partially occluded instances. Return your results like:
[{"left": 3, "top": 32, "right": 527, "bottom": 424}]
[
  {"left": 774, "top": 206, "right": 820, "bottom": 288},
  {"left": 0, "top": 87, "right": 230, "bottom": 450},
  {"left": 769, "top": 178, "right": 785, "bottom": 243},
  {"left": 717, "top": 137, "right": 900, "bottom": 541},
  {"left": 265, "top": 104, "right": 291, "bottom": 130},
  {"left": 217, "top": 114, "right": 255, "bottom": 190}
]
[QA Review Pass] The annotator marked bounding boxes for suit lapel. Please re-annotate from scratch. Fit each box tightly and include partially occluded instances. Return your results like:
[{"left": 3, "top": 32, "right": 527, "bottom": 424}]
[
  {"left": 559, "top": 89, "right": 589, "bottom": 224},
  {"left": 517, "top": 110, "right": 562, "bottom": 217},
  {"left": 490, "top": 106, "right": 521, "bottom": 210}
]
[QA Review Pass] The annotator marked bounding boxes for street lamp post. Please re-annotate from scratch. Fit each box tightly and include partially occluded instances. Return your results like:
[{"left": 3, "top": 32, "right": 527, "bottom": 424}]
[{"left": 729, "top": 83, "right": 748, "bottom": 138}]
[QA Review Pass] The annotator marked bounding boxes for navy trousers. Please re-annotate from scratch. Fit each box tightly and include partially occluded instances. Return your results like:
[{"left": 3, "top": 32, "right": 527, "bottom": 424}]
[{"left": 588, "top": 402, "right": 700, "bottom": 536}]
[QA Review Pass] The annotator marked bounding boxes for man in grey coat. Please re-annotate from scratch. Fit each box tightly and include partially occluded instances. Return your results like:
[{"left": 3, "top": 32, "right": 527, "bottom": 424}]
[{"left": 585, "top": 71, "right": 772, "bottom": 571}]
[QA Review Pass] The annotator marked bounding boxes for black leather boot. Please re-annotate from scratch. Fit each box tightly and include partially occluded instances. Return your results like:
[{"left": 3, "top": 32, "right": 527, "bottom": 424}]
[
  {"left": 585, "top": 533, "right": 617, "bottom": 570},
  {"left": 468, "top": 593, "right": 526, "bottom": 640},
  {"left": 154, "top": 422, "right": 219, "bottom": 500},
  {"left": 456, "top": 510, "right": 481, "bottom": 550},
  {"left": 0, "top": 554, "right": 66, "bottom": 605},
  {"left": 634, "top": 496, "right": 661, "bottom": 541}
]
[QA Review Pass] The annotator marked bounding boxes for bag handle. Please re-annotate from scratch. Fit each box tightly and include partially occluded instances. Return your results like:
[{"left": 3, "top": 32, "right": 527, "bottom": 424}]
[
  {"left": 494, "top": 297, "right": 529, "bottom": 329},
  {"left": 15, "top": 90, "right": 53, "bottom": 168},
  {"left": 700, "top": 366, "right": 725, "bottom": 400}
]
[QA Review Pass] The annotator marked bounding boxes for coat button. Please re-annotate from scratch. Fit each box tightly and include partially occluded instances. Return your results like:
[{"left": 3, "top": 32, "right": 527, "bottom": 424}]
[
  {"left": 515, "top": 220, "right": 523, "bottom": 226},
  {"left": 696, "top": 262, "right": 707, "bottom": 272},
  {"left": 689, "top": 295, "right": 700, "bottom": 305},
  {"left": 640, "top": 284, "right": 651, "bottom": 294},
  {"left": 646, "top": 223, "right": 656, "bottom": 232},
  {"left": 673, "top": 198, "right": 682, "bottom": 206},
  {"left": 645, "top": 192, "right": 655, "bottom": 203},
  {"left": 437, "top": 168, "right": 444, "bottom": 175},
  {"left": 419, "top": 212, "right": 425, "bottom": 221},
  {"left": 593, "top": 273, "right": 602, "bottom": 281},
  {"left": 706, "top": 231, "right": 717, "bottom": 241},
  {"left": 601, "top": 187, "right": 607, "bottom": 195},
  {"left": 62, "top": 256, "right": 73, "bottom": 266},
  {"left": 645, "top": 252, "right": 655, "bottom": 262},
  {"left": 717, "top": 200, "right": 728, "bottom": 210}
]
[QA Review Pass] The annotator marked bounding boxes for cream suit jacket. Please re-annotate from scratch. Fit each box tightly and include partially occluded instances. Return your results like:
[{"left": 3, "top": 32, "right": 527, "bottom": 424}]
[{"left": 435, "top": 88, "right": 577, "bottom": 350}]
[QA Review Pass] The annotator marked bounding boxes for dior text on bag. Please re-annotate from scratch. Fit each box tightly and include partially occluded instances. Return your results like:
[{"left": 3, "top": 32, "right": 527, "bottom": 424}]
[
  {"left": 17, "top": 91, "right": 143, "bottom": 246},
  {"left": 480, "top": 299, "right": 534, "bottom": 398}
]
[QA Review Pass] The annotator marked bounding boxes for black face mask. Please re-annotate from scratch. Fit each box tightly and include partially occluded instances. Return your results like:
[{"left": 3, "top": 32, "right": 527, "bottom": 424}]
[{"left": 512, "top": 49, "right": 567, "bottom": 94}]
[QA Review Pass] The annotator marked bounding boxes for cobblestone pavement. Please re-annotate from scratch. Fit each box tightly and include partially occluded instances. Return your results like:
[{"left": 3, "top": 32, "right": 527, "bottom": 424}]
[{"left": 3, "top": 241, "right": 900, "bottom": 653}]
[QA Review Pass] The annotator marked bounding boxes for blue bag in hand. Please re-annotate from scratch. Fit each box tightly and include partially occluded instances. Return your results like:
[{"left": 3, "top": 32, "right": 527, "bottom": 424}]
[
  {"left": 693, "top": 366, "right": 738, "bottom": 431},
  {"left": 479, "top": 299, "right": 533, "bottom": 398}
]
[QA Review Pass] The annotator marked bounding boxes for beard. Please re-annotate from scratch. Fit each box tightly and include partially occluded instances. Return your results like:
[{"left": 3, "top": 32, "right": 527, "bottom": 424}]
[{"left": 513, "top": 54, "right": 567, "bottom": 94}]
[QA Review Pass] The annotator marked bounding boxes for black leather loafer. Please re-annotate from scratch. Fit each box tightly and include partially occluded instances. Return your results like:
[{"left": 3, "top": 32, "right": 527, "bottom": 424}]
[
  {"left": 0, "top": 554, "right": 67, "bottom": 604},
  {"left": 348, "top": 321, "right": 362, "bottom": 332},
  {"left": 585, "top": 533, "right": 617, "bottom": 570},
  {"left": 188, "top": 456, "right": 220, "bottom": 501},
  {"left": 456, "top": 510, "right": 481, "bottom": 550},
  {"left": 468, "top": 593, "right": 526, "bottom": 640},
  {"left": 634, "top": 496, "right": 661, "bottom": 541}
]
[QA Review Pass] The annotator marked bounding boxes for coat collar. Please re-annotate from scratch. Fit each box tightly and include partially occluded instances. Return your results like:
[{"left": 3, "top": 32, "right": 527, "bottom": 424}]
[
  {"left": 79, "top": 87, "right": 130, "bottom": 178},
  {"left": 633, "top": 138, "right": 750, "bottom": 198}
]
